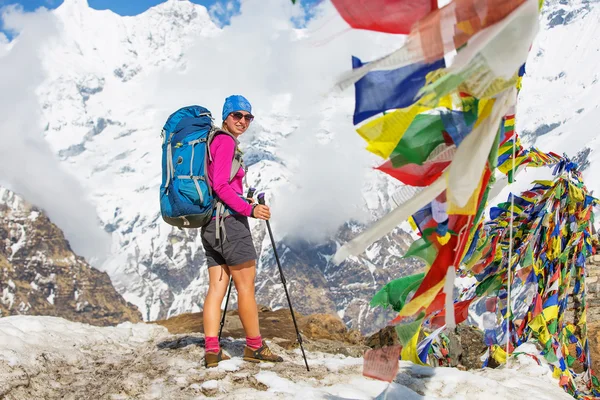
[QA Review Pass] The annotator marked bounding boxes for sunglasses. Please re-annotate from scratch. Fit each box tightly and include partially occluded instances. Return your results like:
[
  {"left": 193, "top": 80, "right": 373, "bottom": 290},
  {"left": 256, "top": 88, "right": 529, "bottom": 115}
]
[{"left": 230, "top": 112, "right": 254, "bottom": 122}]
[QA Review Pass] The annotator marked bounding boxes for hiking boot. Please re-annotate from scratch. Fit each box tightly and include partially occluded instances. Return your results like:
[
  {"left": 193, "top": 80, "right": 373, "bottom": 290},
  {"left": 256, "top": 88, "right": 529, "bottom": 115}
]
[
  {"left": 205, "top": 349, "right": 230, "bottom": 368},
  {"left": 243, "top": 340, "right": 283, "bottom": 363}
]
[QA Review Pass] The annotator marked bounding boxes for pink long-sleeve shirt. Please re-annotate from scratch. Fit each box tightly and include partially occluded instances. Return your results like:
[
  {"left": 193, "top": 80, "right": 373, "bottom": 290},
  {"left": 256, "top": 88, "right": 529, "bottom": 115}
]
[{"left": 208, "top": 134, "right": 252, "bottom": 217}]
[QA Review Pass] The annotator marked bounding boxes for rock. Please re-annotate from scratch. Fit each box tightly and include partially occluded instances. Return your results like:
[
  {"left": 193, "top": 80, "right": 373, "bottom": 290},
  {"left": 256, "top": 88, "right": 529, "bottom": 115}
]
[
  {"left": 248, "top": 376, "right": 268, "bottom": 391},
  {"left": 345, "top": 328, "right": 364, "bottom": 345},
  {"left": 299, "top": 313, "right": 363, "bottom": 344},
  {"left": 365, "top": 326, "right": 400, "bottom": 349},
  {"left": 152, "top": 309, "right": 369, "bottom": 356},
  {"left": 300, "top": 314, "right": 347, "bottom": 339},
  {"left": 154, "top": 309, "right": 365, "bottom": 346},
  {"left": 200, "top": 380, "right": 219, "bottom": 396},
  {"left": 0, "top": 187, "right": 141, "bottom": 326},
  {"left": 257, "top": 304, "right": 272, "bottom": 312},
  {"left": 587, "top": 321, "right": 600, "bottom": 376},
  {"left": 365, "top": 324, "right": 486, "bottom": 370},
  {"left": 445, "top": 325, "right": 487, "bottom": 370}
]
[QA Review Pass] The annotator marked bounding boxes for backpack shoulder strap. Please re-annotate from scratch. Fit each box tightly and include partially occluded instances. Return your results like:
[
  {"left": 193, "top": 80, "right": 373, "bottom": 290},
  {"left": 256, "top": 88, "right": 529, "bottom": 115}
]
[
  {"left": 209, "top": 129, "right": 244, "bottom": 183},
  {"left": 209, "top": 129, "right": 247, "bottom": 244}
]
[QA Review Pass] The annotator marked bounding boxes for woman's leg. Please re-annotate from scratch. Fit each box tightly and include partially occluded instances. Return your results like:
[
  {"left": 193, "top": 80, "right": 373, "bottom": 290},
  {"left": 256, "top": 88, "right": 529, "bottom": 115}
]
[
  {"left": 229, "top": 260, "right": 260, "bottom": 338},
  {"left": 230, "top": 259, "right": 283, "bottom": 362},
  {"left": 203, "top": 265, "right": 231, "bottom": 338}
]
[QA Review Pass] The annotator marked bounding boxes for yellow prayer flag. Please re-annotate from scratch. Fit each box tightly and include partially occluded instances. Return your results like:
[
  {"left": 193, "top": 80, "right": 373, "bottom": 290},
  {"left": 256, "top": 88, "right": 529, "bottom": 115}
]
[
  {"left": 533, "top": 180, "right": 555, "bottom": 186},
  {"left": 491, "top": 344, "right": 507, "bottom": 364},
  {"left": 552, "top": 366, "right": 562, "bottom": 379},
  {"left": 529, "top": 314, "right": 551, "bottom": 345},
  {"left": 357, "top": 104, "right": 430, "bottom": 159},
  {"left": 473, "top": 98, "right": 495, "bottom": 129},
  {"left": 400, "top": 327, "right": 427, "bottom": 365},
  {"left": 498, "top": 155, "right": 528, "bottom": 174},
  {"left": 578, "top": 309, "right": 587, "bottom": 327},
  {"left": 568, "top": 183, "right": 584, "bottom": 202},
  {"left": 447, "top": 166, "right": 486, "bottom": 215},
  {"left": 542, "top": 305, "right": 559, "bottom": 321},
  {"left": 399, "top": 281, "right": 445, "bottom": 318},
  {"left": 408, "top": 216, "right": 418, "bottom": 232}
]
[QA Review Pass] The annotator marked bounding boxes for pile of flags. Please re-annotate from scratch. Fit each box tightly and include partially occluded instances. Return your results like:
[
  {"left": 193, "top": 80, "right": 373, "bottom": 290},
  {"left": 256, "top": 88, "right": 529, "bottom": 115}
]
[{"left": 312, "top": 0, "right": 600, "bottom": 397}]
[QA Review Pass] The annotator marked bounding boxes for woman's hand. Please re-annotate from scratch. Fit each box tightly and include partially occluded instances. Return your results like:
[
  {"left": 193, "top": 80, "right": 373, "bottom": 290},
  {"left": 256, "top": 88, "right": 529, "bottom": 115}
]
[
  {"left": 252, "top": 204, "right": 271, "bottom": 220},
  {"left": 247, "top": 197, "right": 256, "bottom": 204}
]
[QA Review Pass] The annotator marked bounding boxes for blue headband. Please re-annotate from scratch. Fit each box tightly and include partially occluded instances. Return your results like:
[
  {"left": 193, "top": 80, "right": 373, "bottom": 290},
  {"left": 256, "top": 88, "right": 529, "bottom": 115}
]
[{"left": 222, "top": 95, "right": 252, "bottom": 121}]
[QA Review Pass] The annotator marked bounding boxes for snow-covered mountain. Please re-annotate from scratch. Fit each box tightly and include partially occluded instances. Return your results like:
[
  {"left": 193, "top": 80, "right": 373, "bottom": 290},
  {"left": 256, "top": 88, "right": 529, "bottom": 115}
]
[
  {"left": 513, "top": 0, "right": 600, "bottom": 193},
  {"left": 0, "top": 0, "right": 422, "bottom": 333},
  {"left": 2, "top": 0, "right": 597, "bottom": 334}
]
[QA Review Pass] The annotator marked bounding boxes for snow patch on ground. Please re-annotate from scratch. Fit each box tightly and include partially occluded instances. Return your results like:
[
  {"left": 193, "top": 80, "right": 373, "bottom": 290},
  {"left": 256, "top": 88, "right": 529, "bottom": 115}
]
[{"left": 0, "top": 316, "right": 574, "bottom": 399}]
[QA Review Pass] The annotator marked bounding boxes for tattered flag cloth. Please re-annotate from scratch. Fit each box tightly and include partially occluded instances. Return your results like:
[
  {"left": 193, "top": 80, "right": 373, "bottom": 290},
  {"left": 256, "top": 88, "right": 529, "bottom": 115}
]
[
  {"left": 335, "top": 0, "right": 529, "bottom": 91},
  {"left": 376, "top": 167, "right": 600, "bottom": 397},
  {"left": 331, "top": 0, "right": 437, "bottom": 34},
  {"left": 416, "top": 0, "right": 539, "bottom": 102},
  {"left": 325, "top": 0, "right": 600, "bottom": 396}
]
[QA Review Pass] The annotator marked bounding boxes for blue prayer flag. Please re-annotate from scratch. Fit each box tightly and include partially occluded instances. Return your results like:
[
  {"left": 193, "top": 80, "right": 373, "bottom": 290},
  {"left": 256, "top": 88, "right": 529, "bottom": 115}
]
[{"left": 352, "top": 56, "right": 445, "bottom": 125}]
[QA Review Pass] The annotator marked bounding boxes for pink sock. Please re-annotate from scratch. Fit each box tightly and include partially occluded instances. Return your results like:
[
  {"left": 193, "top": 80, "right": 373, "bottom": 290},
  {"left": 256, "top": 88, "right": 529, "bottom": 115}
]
[
  {"left": 246, "top": 335, "right": 262, "bottom": 350},
  {"left": 205, "top": 336, "right": 220, "bottom": 353}
]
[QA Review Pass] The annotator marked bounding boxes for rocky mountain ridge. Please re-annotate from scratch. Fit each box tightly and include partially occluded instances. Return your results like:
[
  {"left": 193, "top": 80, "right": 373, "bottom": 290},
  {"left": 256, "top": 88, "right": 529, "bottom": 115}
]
[{"left": 0, "top": 186, "right": 141, "bottom": 325}]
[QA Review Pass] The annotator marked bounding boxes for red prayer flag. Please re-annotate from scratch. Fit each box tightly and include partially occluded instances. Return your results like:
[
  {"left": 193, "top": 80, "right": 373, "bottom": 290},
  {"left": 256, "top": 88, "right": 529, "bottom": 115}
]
[
  {"left": 376, "top": 160, "right": 451, "bottom": 187},
  {"left": 517, "top": 316, "right": 529, "bottom": 337},
  {"left": 532, "top": 292, "right": 543, "bottom": 317},
  {"left": 429, "top": 298, "right": 474, "bottom": 328},
  {"left": 485, "top": 297, "right": 497, "bottom": 312},
  {"left": 363, "top": 345, "right": 401, "bottom": 382},
  {"left": 559, "top": 375, "right": 570, "bottom": 387},
  {"left": 331, "top": 0, "right": 437, "bottom": 34}
]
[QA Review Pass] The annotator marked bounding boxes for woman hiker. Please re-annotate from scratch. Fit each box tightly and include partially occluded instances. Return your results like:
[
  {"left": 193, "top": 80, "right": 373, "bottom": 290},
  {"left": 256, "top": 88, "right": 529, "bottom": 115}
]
[{"left": 201, "top": 95, "right": 284, "bottom": 368}]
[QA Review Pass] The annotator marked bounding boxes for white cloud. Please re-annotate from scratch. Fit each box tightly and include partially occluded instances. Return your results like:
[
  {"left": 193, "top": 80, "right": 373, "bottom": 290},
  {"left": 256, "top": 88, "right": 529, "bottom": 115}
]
[
  {"left": 0, "top": 31, "right": 8, "bottom": 57},
  {"left": 144, "top": 0, "right": 403, "bottom": 241},
  {"left": 0, "top": 5, "right": 111, "bottom": 266}
]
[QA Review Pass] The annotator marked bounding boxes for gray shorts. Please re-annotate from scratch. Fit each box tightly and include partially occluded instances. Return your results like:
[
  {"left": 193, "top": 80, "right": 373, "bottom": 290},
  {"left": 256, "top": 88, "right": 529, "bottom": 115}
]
[{"left": 201, "top": 215, "right": 258, "bottom": 267}]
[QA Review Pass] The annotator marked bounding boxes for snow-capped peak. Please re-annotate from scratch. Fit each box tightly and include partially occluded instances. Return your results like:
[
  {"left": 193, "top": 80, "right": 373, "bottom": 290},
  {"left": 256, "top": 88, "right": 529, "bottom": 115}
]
[{"left": 2, "top": 0, "right": 598, "bottom": 332}]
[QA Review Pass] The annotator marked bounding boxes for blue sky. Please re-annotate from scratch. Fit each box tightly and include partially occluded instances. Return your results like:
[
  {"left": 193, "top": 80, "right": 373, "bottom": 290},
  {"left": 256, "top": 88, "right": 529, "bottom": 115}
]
[
  {"left": 1, "top": 0, "right": 232, "bottom": 16},
  {"left": 0, "top": 0, "right": 322, "bottom": 39}
]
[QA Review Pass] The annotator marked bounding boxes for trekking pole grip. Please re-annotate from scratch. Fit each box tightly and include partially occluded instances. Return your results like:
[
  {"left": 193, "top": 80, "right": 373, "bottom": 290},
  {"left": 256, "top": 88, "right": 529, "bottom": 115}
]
[
  {"left": 257, "top": 192, "right": 266, "bottom": 205},
  {"left": 247, "top": 187, "right": 256, "bottom": 201}
]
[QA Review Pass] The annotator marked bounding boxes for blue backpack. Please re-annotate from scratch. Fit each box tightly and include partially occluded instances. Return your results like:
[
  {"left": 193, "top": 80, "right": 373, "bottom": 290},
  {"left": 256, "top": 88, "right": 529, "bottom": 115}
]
[{"left": 159, "top": 105, "right": 242, "bottom": 228}]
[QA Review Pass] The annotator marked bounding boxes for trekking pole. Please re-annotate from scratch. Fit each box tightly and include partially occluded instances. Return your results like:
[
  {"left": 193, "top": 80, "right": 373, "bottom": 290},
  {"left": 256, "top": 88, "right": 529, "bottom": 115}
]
[
  {"left": 258, "top": 193, "right": 309, "bottom": 371},
  {"left": 218, "top": 187, "right": 257, "bottom": 341},
  {"left": 218, "top": 279, "right": 233, "bottom": 341}
]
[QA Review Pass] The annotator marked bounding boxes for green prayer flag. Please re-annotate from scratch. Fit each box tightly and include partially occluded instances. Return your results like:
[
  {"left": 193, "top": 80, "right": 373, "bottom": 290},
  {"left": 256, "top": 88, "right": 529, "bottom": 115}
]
[
  {"left": 394, "top": 312, "right": 426, "bottom": 346},
  {"left": 476, "top": 274, "right": 502, "bottom": 297},
  {"left": 548, "top": 319, "right": 558, "bottom": 335},
  {"left": 371, "top": 273, "right": 426, "bottom": 312},
  {"left": 403, "top": 238, "right": 438, "bottom": 266},
  {"left": 522, "top": 244, "right": 534, "bottom": 268},
  {"left": 488, "top": 127, "right": 501, "bottom": 170},
  {"left": 543, "top": 346, "right": 559, "bottom": 364},
  {"left": 389, "top": 113, "right": 446, "bottom": 167}
]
